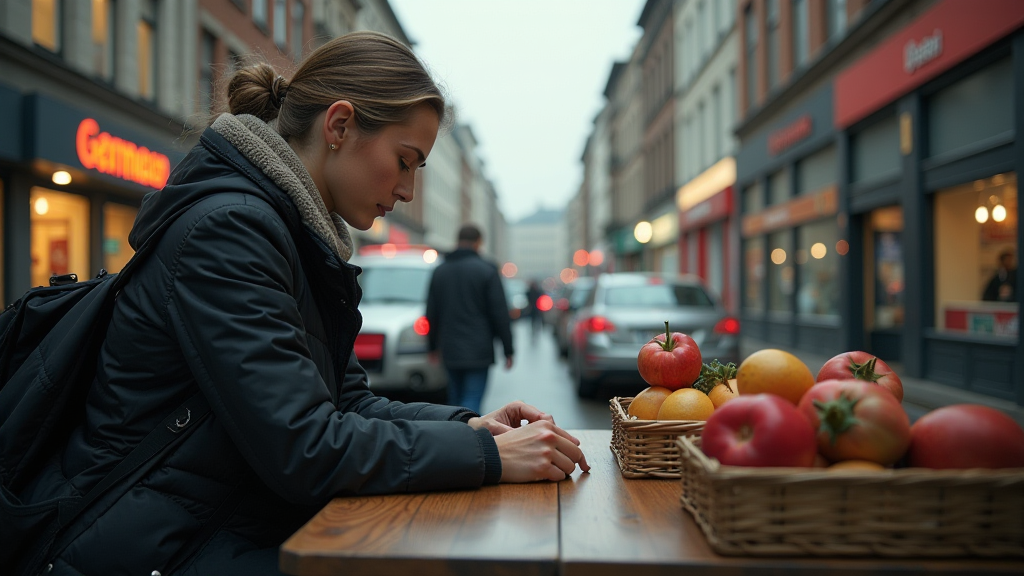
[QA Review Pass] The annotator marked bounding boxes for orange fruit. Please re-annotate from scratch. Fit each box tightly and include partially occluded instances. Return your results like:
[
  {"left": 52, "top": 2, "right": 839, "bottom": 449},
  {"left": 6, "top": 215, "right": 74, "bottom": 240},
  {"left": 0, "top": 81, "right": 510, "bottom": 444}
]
[
  {"left": 707, "top": 378, "right": 738, "bottom": 409},
  {"left": 657, "top": 388, "right": 715, "bottom": 421},
  {"left": 828, "top": 460, "right": 886, "bottom": 471},
  {"left": 736, "top": 349, "right": 814, "bottom": 405},
  {"left": 627, "top": 386, "right": 672, "bottom": 420}
]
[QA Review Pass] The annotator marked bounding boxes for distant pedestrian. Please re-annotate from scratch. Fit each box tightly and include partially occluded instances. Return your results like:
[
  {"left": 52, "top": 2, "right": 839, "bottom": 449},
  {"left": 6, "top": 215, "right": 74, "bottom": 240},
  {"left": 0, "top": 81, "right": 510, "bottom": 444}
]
[
  {"left": 427, "top": 224, "right": 515, "bottom": 413},
  {"left": 526, "top": 280, "right": 544, "bottom": 335},
  {"left": 982, "top": 249, "right": 1017, "bottom": 302}
]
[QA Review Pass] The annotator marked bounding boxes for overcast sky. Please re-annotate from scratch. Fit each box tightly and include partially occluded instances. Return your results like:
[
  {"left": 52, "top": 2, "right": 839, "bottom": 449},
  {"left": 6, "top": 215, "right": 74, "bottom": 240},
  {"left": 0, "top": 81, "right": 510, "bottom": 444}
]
[{"left": 389, "top": 0, "right": 645, "bottom": 223}]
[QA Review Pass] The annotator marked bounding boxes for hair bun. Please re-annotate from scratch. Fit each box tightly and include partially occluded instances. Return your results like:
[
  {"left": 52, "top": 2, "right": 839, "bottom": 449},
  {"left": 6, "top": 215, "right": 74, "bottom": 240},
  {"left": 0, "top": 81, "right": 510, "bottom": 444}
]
[{"left": 227, "top": 63, "right": 287, "bottom": 122}]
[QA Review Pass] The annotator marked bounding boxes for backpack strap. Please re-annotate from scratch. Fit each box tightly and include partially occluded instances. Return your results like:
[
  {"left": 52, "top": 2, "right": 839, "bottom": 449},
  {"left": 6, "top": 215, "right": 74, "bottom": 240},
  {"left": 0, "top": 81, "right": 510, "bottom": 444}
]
[{"left": 49, "top": 392, "right": 211, "bottom": 554}]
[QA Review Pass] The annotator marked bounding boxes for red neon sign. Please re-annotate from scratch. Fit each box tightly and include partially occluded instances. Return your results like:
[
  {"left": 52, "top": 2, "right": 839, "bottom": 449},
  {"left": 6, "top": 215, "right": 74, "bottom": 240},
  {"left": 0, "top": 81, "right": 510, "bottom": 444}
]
[{"left": 75, "top": 118, "right": 171, "bottom": 188}]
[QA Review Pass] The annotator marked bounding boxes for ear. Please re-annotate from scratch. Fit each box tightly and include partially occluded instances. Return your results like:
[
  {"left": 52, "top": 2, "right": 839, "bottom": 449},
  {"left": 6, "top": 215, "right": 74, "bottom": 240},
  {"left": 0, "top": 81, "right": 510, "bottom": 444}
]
[{"left": 322, "top": 101, "right": 357, "bottom": 148}]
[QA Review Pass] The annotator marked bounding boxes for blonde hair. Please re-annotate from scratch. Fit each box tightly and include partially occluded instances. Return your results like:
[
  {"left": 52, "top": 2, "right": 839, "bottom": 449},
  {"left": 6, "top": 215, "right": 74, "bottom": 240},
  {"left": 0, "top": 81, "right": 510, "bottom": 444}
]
[{"left": 227, "top": 31, "right": 447, "bottom": 142}]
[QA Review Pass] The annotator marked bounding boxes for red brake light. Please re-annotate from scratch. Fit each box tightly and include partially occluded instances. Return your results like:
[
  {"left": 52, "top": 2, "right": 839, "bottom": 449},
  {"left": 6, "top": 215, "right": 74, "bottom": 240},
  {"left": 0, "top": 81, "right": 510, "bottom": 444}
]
[
  {"left": 537, "top": 294, "right": 553, "bottom": 312},
  {"left": 713, "top": 317, "right": 740, "bottom": 335},
  {"left": 354, "top": 333, "right": 385, "bottom": 360},
  {"left": 647, "top": 276, "right": 664, "bottom": 284},
  {"left": 413, "top": 316, "right": 430, "bottom": 336},
  {"left": 585, "top": 316, "right": 616, "bottom": 333}
]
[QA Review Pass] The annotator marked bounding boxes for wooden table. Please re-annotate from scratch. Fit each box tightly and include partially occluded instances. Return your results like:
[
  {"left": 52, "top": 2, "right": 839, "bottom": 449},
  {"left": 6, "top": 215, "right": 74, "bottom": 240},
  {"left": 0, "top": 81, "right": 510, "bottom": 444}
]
[{"left": 281, "top": 430, "right": 1024, "bottom": 575}]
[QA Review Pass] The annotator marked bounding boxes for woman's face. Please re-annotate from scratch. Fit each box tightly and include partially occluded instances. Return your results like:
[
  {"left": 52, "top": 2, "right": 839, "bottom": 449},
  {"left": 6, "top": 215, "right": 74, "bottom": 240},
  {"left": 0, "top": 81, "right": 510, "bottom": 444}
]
[{"left": 318, "top": 102, "right": 440, "bottom": 231}]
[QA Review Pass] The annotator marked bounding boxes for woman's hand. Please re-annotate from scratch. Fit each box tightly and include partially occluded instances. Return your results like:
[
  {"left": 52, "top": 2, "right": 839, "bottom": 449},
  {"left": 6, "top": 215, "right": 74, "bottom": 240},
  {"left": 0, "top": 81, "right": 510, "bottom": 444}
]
[
  {"left": 492, "top": 420, "right": 591, "bottom": 482},
  {"left": 466, "top": 400, "right": 554, "bottom": 436}
]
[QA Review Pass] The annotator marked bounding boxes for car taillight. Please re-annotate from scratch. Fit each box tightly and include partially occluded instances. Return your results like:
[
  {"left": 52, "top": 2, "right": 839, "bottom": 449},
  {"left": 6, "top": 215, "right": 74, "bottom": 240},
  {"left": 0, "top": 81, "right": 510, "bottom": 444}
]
[
  {"left": 537, "top": 294, "right": 553, "bottom": 312},
  {"left": 354, "top": 333, "right": 385, "bottom": 360},
  {"left": 413, "top": 316, "right": 430, "bottom": 336},
  {"left": 713, "top": 317, "right": 740, "bottom": 335},
  {"left": 584, "top": 316, "right": 616, "bottom": 333}
]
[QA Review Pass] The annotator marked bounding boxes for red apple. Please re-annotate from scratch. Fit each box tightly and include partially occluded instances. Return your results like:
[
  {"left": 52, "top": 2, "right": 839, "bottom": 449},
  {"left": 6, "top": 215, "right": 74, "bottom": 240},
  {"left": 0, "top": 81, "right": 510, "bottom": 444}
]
[{"left": 637, "top": 321, "right": 701, "bottom": 390}]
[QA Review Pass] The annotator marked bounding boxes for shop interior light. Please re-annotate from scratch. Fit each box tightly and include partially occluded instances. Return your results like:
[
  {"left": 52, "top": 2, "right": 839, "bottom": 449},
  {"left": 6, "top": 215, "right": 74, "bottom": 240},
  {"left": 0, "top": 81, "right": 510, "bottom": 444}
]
[
  {"left": 573, "top": 249, "right": 590, "bottom": 267},
  {"left": 502, "top": 262, "right": 518, "bottom": 278},
  {"left": 771, "top": 248, "right": 787, "bottom": 265},
  {"left": 422, "top": 249, "right": 438, "bottom": 264},
  {"left": 589, "top": 249, "right": 604, "bottom": 267},
  {"left": 810, "top": 243, "right": 827, "bottom": 259},
  {"left": 992, "top": 204, "right": 1007, "bottom": 223},
  {"left": 975, "top": 206, "right": 989, "bottom": 223},
  {"left": 52, "top": 170, "right": 72, "bottom": 185},
  {"left": 836, "top": 240, "right": 850, "bottom": 256},
  {"left": 634, "top": 221, "right": 653, "bottom": 244},
  {"left": 34, "top": 197, "right": 49, "bottom": 216},
  {"left": 559, "top": 268, "right": 578, "bottom": 283}
]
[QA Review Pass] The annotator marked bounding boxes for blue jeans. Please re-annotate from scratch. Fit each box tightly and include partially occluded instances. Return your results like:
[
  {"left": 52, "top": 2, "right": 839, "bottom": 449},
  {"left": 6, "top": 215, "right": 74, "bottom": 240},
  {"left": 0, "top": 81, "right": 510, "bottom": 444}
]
[{"left": 446, "top": 367, "right": 490, "bottom": 414}]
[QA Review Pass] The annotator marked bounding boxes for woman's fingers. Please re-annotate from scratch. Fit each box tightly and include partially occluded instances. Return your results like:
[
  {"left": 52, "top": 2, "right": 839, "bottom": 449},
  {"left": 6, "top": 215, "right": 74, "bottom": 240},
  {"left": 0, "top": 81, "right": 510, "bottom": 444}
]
[{"left": 494, "top": 421, "right": 589, "bottom": 483}]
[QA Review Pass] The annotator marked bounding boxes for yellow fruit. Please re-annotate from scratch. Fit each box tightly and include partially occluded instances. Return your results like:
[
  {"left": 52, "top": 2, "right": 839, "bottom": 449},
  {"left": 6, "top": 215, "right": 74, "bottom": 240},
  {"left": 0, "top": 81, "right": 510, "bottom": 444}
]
[
  {"left": 828, "top": 460, "right": 886, "bottom": 471},
  {"left": 707, "top": 378, "right": 738, "bottom": 409},
  {"left": 736, "top": 349, "right": 815, "bottom": 405},
  {"left": 627, "top": 386, "right": 672, "bottom": 420},
  {"left": 657, "top": 388, "right": 715, "bottom": 421}
]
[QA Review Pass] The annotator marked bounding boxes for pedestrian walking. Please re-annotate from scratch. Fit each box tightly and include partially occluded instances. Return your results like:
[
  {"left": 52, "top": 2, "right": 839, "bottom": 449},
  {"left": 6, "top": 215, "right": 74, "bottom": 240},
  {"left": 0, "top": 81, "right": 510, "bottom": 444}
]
[
  {"left": 426, "top": 224, "right": 515, "bottom": 413},
  {"left": 526, "top": 280, "right": 544, "bottom": 336},
  {"left": 8, "top": 31, "right": 587, "bottom": 576}
]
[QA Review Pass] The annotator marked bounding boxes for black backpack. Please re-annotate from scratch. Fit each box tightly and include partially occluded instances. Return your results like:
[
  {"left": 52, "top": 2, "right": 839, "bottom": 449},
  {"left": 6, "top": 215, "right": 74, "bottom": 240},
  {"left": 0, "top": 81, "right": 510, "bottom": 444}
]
[{"left": 0, "top": 203, "right": 216, "bottom": 574}]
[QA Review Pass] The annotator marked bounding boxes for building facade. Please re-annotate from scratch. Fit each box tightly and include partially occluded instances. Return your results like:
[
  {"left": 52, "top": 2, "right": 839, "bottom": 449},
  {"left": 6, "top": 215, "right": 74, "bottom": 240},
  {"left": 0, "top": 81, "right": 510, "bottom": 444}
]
[
  {"left": 735, "top": 0, "right": 1023, "bottom": 404},
  {"left": 1, "top": 1, "right": 510, "bottom": 305}
]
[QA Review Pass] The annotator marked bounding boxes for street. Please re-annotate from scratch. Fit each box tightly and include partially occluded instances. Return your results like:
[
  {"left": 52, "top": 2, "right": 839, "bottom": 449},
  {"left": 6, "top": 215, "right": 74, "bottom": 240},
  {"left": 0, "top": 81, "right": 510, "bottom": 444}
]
[{"left": 482, "top": 320, "right": 613, "bottom": 430}]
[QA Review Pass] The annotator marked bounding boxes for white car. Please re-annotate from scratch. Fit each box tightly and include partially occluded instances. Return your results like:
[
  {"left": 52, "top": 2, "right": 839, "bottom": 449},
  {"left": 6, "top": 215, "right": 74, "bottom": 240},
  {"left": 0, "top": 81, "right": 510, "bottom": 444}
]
[{"left": 351, "top": 247, "right": 447, "bottom": 394}]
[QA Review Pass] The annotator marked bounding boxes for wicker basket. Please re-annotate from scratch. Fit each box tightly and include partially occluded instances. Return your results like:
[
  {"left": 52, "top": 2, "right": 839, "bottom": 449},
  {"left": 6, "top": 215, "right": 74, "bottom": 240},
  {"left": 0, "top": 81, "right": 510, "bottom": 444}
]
[
  {"left": 676, "top": 435, "right": 1024, "bottom": 558},
  {"left": 609, "top": 396, "right": 705, "bottom": 479}
]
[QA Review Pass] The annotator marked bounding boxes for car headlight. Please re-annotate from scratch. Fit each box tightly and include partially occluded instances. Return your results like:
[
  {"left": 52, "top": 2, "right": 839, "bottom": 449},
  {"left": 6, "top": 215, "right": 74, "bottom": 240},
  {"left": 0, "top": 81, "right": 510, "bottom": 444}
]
[{"left": 397, "top": 325, "right": 429, "bottom": 354}]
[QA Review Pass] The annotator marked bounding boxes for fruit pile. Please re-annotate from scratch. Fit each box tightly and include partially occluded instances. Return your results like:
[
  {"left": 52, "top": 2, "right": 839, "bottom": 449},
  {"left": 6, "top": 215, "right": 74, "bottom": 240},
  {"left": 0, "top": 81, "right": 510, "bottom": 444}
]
[{"left": 629, "top": 323, "right": 1024, "bottom": 471}]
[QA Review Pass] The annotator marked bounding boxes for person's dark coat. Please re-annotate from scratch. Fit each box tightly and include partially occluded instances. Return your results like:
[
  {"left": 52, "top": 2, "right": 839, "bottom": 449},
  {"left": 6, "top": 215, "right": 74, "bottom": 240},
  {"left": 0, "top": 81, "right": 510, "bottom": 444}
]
[
  {"left": 425, "top": 249, "right": 514, "bottom": 369},
  {"left": 982, "top": 267, "right": 1017, "bottom": 302},
  {"left": 24, "top": 116, "right": 500, "bottom": 575}
]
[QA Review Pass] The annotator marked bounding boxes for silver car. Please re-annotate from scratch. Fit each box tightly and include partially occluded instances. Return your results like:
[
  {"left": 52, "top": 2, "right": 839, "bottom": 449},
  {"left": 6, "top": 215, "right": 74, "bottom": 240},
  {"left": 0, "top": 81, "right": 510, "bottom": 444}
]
[
  {"left": 568, "top": 272, "right": 740, "bottom": 398},
  {"left": 351, "top": 250, "right": 447, "bottom": 394}
]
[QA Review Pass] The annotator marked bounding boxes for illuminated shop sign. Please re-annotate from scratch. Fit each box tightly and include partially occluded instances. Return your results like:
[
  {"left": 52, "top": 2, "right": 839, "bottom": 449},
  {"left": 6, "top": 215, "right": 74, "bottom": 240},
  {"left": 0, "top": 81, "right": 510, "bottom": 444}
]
[
  {"left": 75, "top": 118, "right": 171, "bottom": 188},
  {"left": 768, "top": 115, "right": 813, "bottom": 156},
  {"left": 904, "top": 29, "right": 943, "bottom": 73}
]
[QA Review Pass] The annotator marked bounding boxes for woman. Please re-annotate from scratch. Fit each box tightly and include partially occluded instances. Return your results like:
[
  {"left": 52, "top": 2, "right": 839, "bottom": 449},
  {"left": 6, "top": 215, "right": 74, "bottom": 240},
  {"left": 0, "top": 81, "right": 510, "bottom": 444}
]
[{"left": 29, "top": 31, "right": 588, "bottom": 575}]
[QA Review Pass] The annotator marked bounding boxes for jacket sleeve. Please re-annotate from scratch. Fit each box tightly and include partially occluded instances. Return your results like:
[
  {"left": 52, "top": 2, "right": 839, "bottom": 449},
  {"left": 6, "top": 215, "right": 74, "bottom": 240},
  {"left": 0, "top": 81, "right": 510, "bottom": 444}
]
[
  {"left": 488, "top": 268, "right": 514, "bottom": 358},
  {"left": 164, "top": 201, "right": 492, "bottom": 504},
  {"left": 337, "top": 350, "right": 477, "bottom": 422}
]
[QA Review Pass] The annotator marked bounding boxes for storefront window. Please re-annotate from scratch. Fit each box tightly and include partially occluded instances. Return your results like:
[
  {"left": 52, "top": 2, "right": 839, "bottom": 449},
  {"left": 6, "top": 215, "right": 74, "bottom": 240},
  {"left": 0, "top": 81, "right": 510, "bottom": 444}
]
[
  {"left": 927, "top": 58, "right": 1013, "bottom": 159},
  {"left": 742, "top": 182, "right": 763, "bottom": 214},
  {"left": 743, "top": 236, "right": 765, "bottom": 312},
  {"left": 768, "top": 230, "right": 793, "bottom": 313},
  {"left": 934, "top": 173, "right": 1018, "bottom": 339},
  {"left": 103, "top": 203, "right": 138, "bottom": 273},
  {"left": 30, "top": 188, "right": 91, "bottom": 289},
  {"left": 851, "top": 115, "right": 900, "bottom": 185},
  {"left": 768, "top": 168, "right": 789, "bottom": 205},
  {"left": 796, "top": 219, "right": 839, "bottom": 317},
  {"left": 865, "top": 206, "right": 904, "bottom": 330},
  {"left": 796, "top": 145, "right": 836, "bottom": 195}
]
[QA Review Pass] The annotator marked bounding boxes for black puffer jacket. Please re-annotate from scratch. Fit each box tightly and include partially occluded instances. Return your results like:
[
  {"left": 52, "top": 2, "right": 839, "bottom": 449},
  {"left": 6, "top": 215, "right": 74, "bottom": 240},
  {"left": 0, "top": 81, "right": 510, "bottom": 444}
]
[
  {"left": 425, "top": 249, "right": 514, "bottom": 369},
  {"left": 31, "top": 125, "right": 501, "bottom": 575}
]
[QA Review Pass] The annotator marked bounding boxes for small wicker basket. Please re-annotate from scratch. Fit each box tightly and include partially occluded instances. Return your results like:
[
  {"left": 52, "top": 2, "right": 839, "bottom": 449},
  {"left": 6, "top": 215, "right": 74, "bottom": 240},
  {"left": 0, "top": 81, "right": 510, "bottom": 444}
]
[
  {"left": 609, "top": 396, "right": 705, "bottom": 479},
  {"left": 676, "top": 435, "right": 1024, "bottom": 558}
]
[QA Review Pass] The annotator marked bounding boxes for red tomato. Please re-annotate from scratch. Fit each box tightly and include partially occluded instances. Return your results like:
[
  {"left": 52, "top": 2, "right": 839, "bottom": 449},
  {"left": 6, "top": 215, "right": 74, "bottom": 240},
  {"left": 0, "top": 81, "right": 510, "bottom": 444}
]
[
  {"left": 637, "top": 321, "right": 701, "bottom": 390},
  {"left": 907, "top": 404, "right": 1024, "bottom": 469},
  {"left": 701, "top": 394, "right": 817, "bottom": 467},
  {"left": 816, "top": 351, "right": 904, "bottom": 403},
  {"left": 798, "top": 379, "right": 911, "bottom": 466}
]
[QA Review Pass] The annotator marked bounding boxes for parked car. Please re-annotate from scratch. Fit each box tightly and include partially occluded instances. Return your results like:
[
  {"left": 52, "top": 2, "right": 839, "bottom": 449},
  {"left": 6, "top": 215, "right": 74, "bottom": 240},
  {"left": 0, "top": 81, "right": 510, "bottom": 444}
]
[
  {"left": 350, "top": 246, "right": 447, "bottom": 394},
  {"left": 552, "top": 277, "right": 596, "bottom": 357},
  {"left": 568, "top": 272, "right": 740, "bottom": 398}
]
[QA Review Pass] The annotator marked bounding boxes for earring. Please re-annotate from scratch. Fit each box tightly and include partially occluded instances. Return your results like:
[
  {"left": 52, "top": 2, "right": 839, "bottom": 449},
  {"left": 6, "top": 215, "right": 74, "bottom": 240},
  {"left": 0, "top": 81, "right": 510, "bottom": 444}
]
[{"left": 329, "top": 143, "right": 337, "bottom": 150}]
